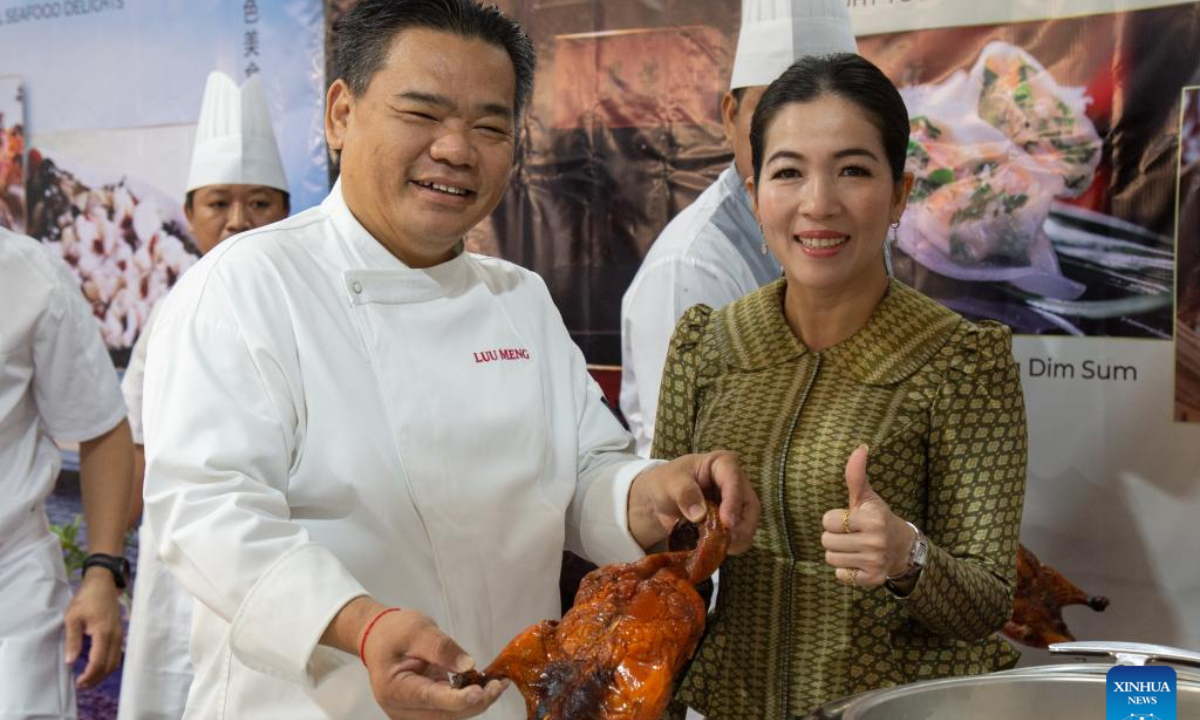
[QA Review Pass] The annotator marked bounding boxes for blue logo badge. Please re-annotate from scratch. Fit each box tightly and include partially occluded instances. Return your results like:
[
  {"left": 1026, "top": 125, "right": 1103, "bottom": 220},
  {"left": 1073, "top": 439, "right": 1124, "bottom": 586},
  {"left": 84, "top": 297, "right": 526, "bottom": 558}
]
[{"left": 1107, "top": 665, "right": 1177, "bottom": 720}]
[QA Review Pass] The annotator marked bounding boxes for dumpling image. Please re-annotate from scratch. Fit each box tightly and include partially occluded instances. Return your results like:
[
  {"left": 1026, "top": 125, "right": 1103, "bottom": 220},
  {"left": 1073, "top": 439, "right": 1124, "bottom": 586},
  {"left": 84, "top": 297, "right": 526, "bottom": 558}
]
[
  {"left": 905, "top": 114, "right": 1065, "bottom": 267},
  {"left": 907, "top": 115, "right": 1012, "bottom": 203},
  {"left": 974, "top": 42, "right": 1102, "bottom": 196},
  {"left": 915, "top": 156, "right": 1063, "bottom": 267}
]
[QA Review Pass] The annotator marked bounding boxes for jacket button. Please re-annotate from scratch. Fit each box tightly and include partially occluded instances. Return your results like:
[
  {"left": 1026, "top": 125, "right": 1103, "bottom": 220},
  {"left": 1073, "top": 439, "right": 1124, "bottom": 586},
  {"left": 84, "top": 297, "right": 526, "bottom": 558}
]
[{"left": 352, "top": 281, "right": 363, "bottom": 294}]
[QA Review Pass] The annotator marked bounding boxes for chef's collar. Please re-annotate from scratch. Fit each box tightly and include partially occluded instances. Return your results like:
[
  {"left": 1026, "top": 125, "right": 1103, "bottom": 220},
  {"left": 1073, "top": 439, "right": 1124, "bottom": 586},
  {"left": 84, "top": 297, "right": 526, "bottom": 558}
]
[
  {"left": 720, "top": 163, "right": 754, "bottom": 214},
  {"left": 324, "top": 179, "right": 469, "bottom": 273}
]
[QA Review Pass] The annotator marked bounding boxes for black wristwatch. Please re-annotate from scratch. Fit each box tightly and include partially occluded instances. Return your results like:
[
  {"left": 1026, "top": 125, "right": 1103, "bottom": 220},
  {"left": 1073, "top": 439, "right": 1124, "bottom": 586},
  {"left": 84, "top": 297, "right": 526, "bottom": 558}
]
[{"left": 83, "top": 553, "right": 131, "bottom": 589}]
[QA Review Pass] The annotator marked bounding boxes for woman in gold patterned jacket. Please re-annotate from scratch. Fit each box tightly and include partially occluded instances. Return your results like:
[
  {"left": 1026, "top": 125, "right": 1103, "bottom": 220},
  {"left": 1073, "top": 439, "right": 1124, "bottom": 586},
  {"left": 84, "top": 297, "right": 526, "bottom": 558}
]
[{"left": 656, "top": 54, "right": 1028, "bottom": 719}]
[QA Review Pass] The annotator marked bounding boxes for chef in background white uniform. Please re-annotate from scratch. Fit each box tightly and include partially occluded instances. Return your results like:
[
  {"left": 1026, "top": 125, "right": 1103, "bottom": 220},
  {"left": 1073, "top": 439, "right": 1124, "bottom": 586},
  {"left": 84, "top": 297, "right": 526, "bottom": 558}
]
[
  {"left": 0, "top": 227, "right": 133, "bottom": 719},
  {"left": 117, "top": 70, "right": 290, "bottom": 720},
  {"left": 620, "top": 0, "right": 859, "bottom": 456},
  {"left": 141, "top": 2, "right": 760, "bottom": 719}
]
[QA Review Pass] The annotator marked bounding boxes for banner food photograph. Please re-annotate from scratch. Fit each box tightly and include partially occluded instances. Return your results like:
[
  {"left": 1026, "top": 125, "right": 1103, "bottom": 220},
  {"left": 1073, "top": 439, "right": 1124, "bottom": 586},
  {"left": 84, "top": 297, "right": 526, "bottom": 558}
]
[{"left": 2, "top": 1, "right": 1198, "bottom": 719}]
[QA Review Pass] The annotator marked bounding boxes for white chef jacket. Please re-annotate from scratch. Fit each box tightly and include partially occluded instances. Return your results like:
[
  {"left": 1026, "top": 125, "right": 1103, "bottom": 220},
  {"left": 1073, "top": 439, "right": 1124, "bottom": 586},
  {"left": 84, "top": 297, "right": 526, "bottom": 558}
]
[
  {"left": 119, "top": 302, "right": 195, "bottom": 720},
  {"left": 119, "top": 303, "right": 158, "bottom": 446},
  {"left": 0, "top": 227, "right": 126, "bottom": 719},
  {"left": 620, "top": 165, "right": 780, "bottom": 456},
  {"left": 142, "top": 182, "right": 657, "bottom": 720}
]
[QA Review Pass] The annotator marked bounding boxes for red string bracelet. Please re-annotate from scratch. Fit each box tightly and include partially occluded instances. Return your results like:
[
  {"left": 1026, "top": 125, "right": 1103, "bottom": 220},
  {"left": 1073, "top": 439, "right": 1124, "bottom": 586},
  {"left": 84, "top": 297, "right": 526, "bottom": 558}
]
[{"left": 359, "top": 607, "right": 402, "bottom": 667}]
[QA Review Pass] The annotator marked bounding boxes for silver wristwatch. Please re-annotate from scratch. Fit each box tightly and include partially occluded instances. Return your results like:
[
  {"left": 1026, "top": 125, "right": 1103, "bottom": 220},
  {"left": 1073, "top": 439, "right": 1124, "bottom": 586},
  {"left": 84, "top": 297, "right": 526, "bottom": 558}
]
[{"left": 887, "top": 521, "right": 928, "bottom": 582}]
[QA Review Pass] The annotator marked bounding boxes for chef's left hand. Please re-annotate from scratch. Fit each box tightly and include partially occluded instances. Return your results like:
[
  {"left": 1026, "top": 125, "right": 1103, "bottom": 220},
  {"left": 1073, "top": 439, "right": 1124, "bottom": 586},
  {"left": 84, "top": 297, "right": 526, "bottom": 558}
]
[
  {"left": 628, "top": 451, "right": 760, "bottom": 554},
  {"left": 65, "top": 569, "right": 124, "bottom": 688},
  {"left": 821, "top": 445, "right": 915, "bottom": 588}
]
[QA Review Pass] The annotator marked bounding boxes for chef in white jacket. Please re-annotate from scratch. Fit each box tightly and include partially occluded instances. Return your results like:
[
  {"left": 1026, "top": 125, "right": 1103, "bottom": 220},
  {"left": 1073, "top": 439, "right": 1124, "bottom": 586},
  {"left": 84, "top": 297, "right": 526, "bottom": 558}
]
[
  {"left": 620, "top": 0, "right": 858, "bottom": 455},
  {"left": 117, "top": 70, "right": 291, "bottom": 720},
  {"left": 0, "top": 227, "right": 133, "bottom": 719},
  {"left": 141, "top": 2, "right": 760, "bottom": 720}
]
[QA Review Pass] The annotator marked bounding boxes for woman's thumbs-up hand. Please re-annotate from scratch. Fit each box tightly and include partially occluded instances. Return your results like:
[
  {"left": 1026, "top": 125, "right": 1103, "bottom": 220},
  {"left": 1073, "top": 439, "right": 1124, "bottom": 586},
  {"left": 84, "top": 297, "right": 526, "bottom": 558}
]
[{"left": 820, "top": 445, "right": 916, "bottom": 588}]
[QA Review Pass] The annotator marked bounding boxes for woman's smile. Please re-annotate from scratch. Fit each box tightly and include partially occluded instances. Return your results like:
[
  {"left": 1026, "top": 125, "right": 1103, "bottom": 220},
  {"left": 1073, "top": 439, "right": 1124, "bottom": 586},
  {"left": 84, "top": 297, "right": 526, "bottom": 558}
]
[{"left": 794, "top": 229, "right": 850, "bottom": 256}]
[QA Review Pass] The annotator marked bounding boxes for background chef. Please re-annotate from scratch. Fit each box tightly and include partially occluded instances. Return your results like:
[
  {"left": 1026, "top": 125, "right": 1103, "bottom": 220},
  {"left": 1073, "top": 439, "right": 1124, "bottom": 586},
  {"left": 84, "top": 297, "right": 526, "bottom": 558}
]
[
  {"left": 620, "top": 0, "right": 859, "bottom": 455},
  {"left": 117, "top": 69, "right": 291, "bottom": 720},
  {"left": 0, "top": 226, "right": 134, "bottom": 720}
]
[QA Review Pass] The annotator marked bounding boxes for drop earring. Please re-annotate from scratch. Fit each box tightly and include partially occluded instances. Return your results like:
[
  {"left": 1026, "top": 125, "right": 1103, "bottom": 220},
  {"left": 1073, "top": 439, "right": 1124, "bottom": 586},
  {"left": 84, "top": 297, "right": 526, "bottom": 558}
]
[
  {"left": 889, "top": 220, "right": 900, "bottom": 244},
  {"left": 759, "top": 224, "right": 768, "bottom": 255}
]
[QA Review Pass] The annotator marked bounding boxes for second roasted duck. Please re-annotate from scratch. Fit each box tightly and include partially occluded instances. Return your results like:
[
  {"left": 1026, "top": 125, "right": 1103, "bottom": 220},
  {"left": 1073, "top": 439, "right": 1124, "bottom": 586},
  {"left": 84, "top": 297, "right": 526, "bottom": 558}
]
[
  {"left": 1002, "top": 543, "right": 1109, "bottom": 648},
  {"left": 454, "top": 501, "right": 729, "bottom": 720}
]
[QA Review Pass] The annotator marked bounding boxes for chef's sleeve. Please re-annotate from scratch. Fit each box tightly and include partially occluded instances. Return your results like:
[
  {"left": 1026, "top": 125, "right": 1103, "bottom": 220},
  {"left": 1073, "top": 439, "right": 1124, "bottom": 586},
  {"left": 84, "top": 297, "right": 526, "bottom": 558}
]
[
  {"left": 142, "top": 267, "right": 366, "bottom": 688},
  {"left": 120, "top": 305, "right": 159, "bottom": 445},
  {"left": 32, "top": 246, "right": 126, "bottom": 442},
  {"left": 621, "top": 257, "right": 745, "bottom": 456},
  {"left": 894, "top": 322, "right": 1027, "bottom": 640},
  {"left": 520, "top": 274, "right": 660, "bottom": 565}
]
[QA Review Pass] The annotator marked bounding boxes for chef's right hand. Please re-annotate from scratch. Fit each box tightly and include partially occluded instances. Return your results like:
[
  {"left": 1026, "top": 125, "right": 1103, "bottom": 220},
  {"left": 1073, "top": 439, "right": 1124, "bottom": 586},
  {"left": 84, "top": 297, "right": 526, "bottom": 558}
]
[{"left": 325, "top": 597, "right": 507, "bottom": 720}]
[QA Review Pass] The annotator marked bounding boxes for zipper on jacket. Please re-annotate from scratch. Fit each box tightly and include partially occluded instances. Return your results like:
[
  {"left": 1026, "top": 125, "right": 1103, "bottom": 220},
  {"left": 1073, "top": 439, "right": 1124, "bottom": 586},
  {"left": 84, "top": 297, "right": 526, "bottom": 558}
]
[{"left": 776, "top": 353, "right": 821, "bottom": 719}]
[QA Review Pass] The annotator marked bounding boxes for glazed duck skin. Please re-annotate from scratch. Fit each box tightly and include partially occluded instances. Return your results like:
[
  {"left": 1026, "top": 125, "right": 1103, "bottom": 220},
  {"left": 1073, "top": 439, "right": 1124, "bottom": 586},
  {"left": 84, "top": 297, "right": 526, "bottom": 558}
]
[
  {"left": 1002, "top": 543, "right": 1109, "bottom": 648},
  {"left": 455, "top": 501, "right": 729, "bottom": 720}
]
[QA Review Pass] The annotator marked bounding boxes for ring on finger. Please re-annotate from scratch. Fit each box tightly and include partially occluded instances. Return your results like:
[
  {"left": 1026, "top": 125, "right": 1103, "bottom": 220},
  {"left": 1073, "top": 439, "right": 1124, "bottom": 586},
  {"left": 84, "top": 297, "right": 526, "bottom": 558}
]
[{"left": 842, "top": 508, "right": 852, "bottom": 534}]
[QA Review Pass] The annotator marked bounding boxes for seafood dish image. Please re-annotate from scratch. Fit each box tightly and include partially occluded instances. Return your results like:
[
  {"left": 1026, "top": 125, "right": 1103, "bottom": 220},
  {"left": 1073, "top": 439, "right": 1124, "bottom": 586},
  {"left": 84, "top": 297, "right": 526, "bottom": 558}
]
[
  {"left": 25, "top": 149, "right": 198, "bottom": 357},
  {"left": 454, "top": 501, "right": 728, "bottom": 720},
  {"left": 892, "top": 41, "right": 1172, "bottom": 336},
  {"left": 975, "top": 43, "right": 1103, "bottom": 196},
  {"left": 907, "top": 115, "right": 1064, "bottom": 270}
]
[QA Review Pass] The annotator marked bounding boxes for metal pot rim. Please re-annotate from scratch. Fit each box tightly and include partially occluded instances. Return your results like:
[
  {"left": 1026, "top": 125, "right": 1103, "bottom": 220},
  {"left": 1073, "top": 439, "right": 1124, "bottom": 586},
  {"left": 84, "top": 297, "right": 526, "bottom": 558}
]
[{"left": 809, "top": 659, "right": 1200, "bottom": 720}]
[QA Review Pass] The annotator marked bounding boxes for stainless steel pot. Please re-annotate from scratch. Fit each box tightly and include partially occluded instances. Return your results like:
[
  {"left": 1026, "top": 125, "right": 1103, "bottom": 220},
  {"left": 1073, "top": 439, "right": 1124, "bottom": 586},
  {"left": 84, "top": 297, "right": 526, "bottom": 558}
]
[{"left": 807, "top": 642, "right": 1200, "bottom": 719}]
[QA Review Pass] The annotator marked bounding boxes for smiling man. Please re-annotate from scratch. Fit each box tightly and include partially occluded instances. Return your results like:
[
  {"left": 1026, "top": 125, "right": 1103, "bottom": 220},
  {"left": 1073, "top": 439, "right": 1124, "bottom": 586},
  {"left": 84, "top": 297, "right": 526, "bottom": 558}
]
[{"left": 140, "top": 2, "right": 759, "bottom": 720}]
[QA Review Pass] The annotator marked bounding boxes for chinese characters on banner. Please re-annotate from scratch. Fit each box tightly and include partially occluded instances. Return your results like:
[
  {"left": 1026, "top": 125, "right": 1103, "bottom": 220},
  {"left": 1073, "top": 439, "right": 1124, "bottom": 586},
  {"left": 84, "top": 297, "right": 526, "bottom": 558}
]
[{"left": 244, "top": 0, "right": 260, "bottom": 78}]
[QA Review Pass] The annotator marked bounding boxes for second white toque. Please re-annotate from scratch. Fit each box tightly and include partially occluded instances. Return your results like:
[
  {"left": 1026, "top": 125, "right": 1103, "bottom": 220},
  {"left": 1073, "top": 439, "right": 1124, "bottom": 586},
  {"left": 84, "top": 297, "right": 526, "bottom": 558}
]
[
  {"left": 185, "top": 71, "right": 288, "bottom": 194},
  {"left": 730, "top": 0, "right": 859, "bottom": 90}
]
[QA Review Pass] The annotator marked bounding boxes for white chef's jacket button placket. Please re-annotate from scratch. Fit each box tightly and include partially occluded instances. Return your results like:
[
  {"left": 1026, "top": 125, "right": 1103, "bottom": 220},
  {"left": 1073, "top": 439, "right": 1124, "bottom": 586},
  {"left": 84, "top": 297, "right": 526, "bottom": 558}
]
[{"left": 351, "top": 280, "right": 363, "bottom": 294}]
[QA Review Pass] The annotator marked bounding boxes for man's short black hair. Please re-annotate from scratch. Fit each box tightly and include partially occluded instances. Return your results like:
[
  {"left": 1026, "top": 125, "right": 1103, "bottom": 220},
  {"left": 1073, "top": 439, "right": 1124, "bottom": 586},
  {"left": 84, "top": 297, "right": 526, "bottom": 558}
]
[{"left": 332, "top": 0, "right": 536, "bottom": 120}]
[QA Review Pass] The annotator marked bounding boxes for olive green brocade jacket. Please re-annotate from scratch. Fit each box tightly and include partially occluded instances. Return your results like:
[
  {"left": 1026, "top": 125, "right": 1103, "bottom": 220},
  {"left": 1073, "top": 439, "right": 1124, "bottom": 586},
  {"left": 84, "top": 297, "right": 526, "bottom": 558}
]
[{"left": 653, "top": 279, "right": 1027, "bottom": 719}]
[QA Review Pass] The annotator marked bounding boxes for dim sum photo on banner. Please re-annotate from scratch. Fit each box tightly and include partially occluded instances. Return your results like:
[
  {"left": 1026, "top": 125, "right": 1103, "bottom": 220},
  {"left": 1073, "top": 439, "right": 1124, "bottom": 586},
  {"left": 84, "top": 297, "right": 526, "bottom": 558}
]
[
  {"left": 858, "top": 5, "right": 1195, "bottom": 338},
  {"left": 1, "top": 0, "right": 325, "bottom": 367},
  {"left": 0, "top": 77, "right": 23, "bottom": 233},
  {"left": 1178, "top": 85, "right": 1200, "bottom": 421}
]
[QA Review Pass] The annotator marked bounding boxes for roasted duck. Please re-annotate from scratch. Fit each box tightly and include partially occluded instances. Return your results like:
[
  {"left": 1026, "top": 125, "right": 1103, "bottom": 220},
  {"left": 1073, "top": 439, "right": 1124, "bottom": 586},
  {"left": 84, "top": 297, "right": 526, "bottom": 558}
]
[
  {"left": 454, "top": 501, "right": 728, "bottom": 720},
  {"left": 1002, "top": 543, "right": 1109, "bottom": 648}
]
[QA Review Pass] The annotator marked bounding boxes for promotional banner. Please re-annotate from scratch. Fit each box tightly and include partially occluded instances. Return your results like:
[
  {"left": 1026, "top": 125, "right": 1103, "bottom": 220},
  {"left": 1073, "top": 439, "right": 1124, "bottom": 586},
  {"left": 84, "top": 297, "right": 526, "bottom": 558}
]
[
  {"left": 858, "top": 6, "right": 1192, "bottom": 338},
  {"left": 1, "top": 0, "right": 325, "bottom": 365}
]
